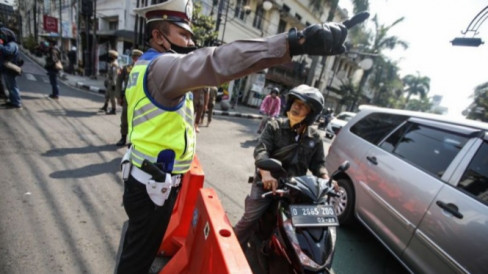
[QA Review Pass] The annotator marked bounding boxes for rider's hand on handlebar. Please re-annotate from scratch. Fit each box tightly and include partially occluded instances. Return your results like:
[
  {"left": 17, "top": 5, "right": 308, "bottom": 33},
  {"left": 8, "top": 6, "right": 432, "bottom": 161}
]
[
  {"left": 322, "top": 174, "right": 340, "bottom": 192},
  {"left": 260, "top": 169, "right": 279, "bottom": 194}
]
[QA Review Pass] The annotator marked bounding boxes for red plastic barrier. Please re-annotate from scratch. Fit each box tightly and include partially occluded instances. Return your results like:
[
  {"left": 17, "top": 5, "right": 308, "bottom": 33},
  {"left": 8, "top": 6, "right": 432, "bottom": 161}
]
[
  {"left": 161, "top": 188, "right": 252, "bottom": 274},
  {"left": 158, "top": 155, "right": 205, "bottom": 256}
]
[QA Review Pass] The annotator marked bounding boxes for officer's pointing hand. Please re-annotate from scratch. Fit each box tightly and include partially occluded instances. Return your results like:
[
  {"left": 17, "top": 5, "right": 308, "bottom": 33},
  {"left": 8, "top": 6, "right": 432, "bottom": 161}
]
[{"left": 288, "top": 22, "right": 348, "bottom": 56}]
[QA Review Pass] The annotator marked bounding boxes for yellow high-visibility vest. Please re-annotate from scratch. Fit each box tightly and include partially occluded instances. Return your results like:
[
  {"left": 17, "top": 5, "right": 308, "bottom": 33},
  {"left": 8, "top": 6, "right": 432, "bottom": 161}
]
[{"left": 125, "top": 50, "right": 195, "bottom": 174}]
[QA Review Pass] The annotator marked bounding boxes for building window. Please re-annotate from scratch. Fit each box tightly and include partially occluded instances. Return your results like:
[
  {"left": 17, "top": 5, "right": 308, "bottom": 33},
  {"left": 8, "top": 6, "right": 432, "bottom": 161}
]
[
  {"left": 109, "top": 21, "right": 118, "bottom": 30},
  {"left": 234, "top": 0, "right": 249, "bottom": 21},
  {"left": 295, "top": 13, "right": 302, "bottom": 22},
  {"left": 282, "top": 4, "right": 290, "bottom": 14},
  {"left": 253, "top": 5, "right": 264, "bottom": 30},
  {"left": 278, "top": 20, "right": 286, "bottom": 33}
]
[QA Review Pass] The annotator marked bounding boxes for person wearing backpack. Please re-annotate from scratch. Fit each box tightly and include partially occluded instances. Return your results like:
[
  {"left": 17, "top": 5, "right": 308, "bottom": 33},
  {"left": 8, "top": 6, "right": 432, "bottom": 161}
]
[{"left": 0, "top": 27, "right": 22, "bottom": 108}]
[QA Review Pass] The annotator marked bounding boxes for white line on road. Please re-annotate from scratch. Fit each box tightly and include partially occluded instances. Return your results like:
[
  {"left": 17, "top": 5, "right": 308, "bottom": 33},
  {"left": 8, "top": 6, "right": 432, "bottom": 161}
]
[{"left": 25, "top": 73, "right": 36, "bottom": 81}]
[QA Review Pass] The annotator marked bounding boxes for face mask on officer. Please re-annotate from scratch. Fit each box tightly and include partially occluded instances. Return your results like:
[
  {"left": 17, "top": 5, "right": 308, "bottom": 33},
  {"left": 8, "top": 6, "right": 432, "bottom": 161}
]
[{"left": 158, "top": 27, "right": 196, "bottom": 54}]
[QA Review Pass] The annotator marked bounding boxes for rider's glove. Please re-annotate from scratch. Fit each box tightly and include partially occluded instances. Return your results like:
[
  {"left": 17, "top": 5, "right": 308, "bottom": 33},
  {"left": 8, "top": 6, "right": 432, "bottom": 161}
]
[{"left": 288, "top": 22, "right": 348, "bottom": 56}]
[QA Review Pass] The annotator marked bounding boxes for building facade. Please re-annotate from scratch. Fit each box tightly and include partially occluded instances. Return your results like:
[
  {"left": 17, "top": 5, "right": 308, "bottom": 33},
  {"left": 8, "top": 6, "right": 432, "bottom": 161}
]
[{"left": 16, "top": 0, "right": 362, "bottom": 111}]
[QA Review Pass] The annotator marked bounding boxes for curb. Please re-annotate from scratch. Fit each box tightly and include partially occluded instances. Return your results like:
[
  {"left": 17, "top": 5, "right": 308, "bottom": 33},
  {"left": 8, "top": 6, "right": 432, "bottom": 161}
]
[
  {"left": 74, "top": 82, "right": 106, "bottom": 94},
  {"left": 213, "top": 110, "right": 263, "bottom": 119}
]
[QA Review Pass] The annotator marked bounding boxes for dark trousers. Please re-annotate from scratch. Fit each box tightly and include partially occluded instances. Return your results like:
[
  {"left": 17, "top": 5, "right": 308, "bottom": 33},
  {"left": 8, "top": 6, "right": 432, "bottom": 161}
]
[
  {"left": 120, "top": 97, "right": 128, "bottom": 136},
  {"left": 48, "top": 71, "right": 59, "bottom": 97},
  {"left": 116, "top": 175, "right": 180, "bottom": 274}
]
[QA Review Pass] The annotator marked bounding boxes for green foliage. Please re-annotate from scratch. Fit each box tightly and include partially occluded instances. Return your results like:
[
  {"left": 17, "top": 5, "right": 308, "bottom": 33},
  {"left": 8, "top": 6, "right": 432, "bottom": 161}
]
[
  {"left": 466, "top": 82, "right": 488, "bottom": 122},
  {"left": 402, "top": 72, "right": 430, "bottom": 104},
  {"left": 192, "top": 2, "right": 218, "bottom": 47},
  {"left": 369, "top": 57, "right": 402, "bottom": 107},
  {"left": 22, "top": 35, "right": 37, "bottom": 51},
  {"left": 405, "top": 97, "right": 432, "bottom": 112},
  {"left": 335, "top": 78, "right": 357, "bottom": 107},
  {"left": 348, "top": 13, "right": 409, "bottom": 111}
]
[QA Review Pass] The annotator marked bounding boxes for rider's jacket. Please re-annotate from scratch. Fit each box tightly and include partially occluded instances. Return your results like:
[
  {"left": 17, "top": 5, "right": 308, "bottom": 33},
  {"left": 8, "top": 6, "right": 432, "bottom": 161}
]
[{"left": 125, "top": 49, "right": 195, "bottom": 174}]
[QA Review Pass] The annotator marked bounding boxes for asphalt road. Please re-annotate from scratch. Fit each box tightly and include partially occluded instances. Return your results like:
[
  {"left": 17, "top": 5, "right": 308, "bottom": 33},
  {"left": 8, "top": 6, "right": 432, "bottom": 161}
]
[{"left": 0, "top": 53, "right": 408, "bottom": 273}]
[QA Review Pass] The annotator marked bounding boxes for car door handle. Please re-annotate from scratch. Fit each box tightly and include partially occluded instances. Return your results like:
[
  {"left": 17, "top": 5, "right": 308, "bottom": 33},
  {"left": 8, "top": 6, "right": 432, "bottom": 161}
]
[
  {"left": 436, "top": 201, "right": 463, "bottom": 219},
  {"left": 366, "top": 156, "right": 377, "bottom": 165}
]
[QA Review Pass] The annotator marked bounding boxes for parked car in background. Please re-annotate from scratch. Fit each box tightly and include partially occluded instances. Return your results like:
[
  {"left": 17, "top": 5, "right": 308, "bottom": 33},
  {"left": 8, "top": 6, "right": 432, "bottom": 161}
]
[
  {"left": 325, "top": 105, "right": 488, "bottom": 274},
  {"left": 325, "top": 111, "right": 356, "bottom": 138}
]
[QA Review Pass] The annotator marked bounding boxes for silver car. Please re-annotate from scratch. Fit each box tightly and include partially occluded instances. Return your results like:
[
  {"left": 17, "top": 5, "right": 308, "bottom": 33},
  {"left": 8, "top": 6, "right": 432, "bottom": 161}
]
[
  {"left": 325, "top": 105, "right": 488, "bottom": 274},
  {"left": 325, "top": 111, "right": 356, "bottom": 139}
]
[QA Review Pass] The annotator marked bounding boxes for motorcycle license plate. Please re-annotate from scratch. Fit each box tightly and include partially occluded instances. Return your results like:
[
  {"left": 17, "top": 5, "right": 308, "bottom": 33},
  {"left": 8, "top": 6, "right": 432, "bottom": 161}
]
[{"left": 289, "top": 205, "right": 339, "bottom": 227}]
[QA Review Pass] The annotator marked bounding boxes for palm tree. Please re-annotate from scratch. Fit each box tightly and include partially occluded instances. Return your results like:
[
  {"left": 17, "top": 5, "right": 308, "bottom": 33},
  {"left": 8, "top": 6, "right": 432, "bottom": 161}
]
[
  {"left": 349, "top": 15, "right": 408, "bottom": 111},
  {"left": 466, "top": 82, "right": 488, "bottom": 122},
  {"left": 369, "top": 58, "right": 402, "bottom": 106},
  {"left": 402, "top": 72, "right": 430, "bottom": 103}
]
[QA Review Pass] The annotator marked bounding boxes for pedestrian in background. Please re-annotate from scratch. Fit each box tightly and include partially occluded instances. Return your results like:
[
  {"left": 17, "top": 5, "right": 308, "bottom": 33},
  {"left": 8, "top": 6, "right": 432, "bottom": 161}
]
[
  {"left": 115, "top": 49, "right": 143, "bottom": 146},
  {"left": 115, "top": 0, "right": 348, "bottom": 272},
  {"left": 100, "top": 50, "right": 119, "bottom": 115},
  {"left": 0, "top": 27, "right": 22, "bottom": 108},
  {"left": 204, "top": 86, "right": 218, "bottom": 127},
  {"left": 45, "top": 39, "right": 62, "bottom": 100},
  {"left": 257, "top": 87, "right": 281, "bottom": 134},
  {"left": 192, "top": 87, "right": 209, "bottom": 133},
  {"left": 67, "top": 46, "right": 77, "bottom": 75}
]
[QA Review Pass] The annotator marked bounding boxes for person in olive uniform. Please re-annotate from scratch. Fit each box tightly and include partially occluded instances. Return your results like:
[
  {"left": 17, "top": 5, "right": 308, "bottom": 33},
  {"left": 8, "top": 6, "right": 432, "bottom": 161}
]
[
  {"left": 115, "top": 49, "right": 143, "bottom": 146},
  {"left": 99, "top": 50, "right": 119, "bottom": 114}
]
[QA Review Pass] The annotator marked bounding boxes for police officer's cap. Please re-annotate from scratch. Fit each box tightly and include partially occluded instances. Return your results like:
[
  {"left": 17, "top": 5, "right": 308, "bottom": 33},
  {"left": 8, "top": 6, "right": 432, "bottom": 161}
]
[
  {"left": 134, "top": 0, "right": 193, "bottom": 35},
  {"left": 108, "top": 50, "right": 118, "bottom": 58},
  {"left": 132, "top": 49, "right": 143, "bottom": 57}
]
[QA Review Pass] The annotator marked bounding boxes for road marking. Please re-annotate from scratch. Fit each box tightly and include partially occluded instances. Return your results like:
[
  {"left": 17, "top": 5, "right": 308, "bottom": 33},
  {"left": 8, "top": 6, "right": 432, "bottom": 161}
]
[{"left": 25, "top": 73, "right": 36, "bottom": 81}]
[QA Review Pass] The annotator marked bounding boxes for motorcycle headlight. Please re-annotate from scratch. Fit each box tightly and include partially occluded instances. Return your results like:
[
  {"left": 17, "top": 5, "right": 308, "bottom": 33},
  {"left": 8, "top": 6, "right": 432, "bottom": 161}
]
[{"left": 283, "top": 219, "right": 322, "bottom": 271}]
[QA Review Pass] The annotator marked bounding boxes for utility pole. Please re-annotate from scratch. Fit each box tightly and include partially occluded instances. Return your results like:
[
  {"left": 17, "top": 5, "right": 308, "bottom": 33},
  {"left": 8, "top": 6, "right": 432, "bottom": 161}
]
[
  {"left": 134, "top": 0, "right": 140, "bottom": 49},
  {"left": 59, "top": 0, "right": 63, "bottom": 55},
  {"left": 34, "top": 0, "right": 38, "bottom": 42},
  {"left": 91, "top": 0, "right": 97, "bottom": 78},
  {"left": 82, "top": 0, "right": 92, "bottom": 76}
]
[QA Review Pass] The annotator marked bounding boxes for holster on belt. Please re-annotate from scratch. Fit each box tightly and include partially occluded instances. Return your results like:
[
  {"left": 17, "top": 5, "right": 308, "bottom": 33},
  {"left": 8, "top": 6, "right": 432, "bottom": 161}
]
[
  {"left": 120, "top": 147, "right": 132, "bottom": 181},
  {"left": 141, "top": 159, "right": 173, "bottom": 207}
]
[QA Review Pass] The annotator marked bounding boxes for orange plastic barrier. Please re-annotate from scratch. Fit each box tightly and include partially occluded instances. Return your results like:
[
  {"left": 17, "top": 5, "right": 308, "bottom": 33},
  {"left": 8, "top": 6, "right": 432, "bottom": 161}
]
[
  {"left": 159, "top": 155, "right": 205, "bottom": 255},
  {"left": 160, "top": 188, "right": 252, "bottom": 274}
]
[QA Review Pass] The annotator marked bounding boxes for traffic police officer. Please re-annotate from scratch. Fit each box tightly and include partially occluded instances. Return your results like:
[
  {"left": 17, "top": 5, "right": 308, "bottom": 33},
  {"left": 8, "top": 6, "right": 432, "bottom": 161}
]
[{"left": 116, "top": 0, "right": 349, "bottom": 273}]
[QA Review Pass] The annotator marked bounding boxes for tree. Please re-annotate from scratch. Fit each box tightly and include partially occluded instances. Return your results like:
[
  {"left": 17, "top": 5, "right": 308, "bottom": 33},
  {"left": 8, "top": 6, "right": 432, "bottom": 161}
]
[
  {"left": 369, "top": 57, "right": 402, "bottom": 107},
  {"left": 349, "top": 15, "right": 408, "bottom": 111},
  {"left": 402, "top": 72, "right": 430, "bottom": 103},
  {"left": 192, "top": 2, "right": 218, "bottom": 47},
  {"left": 466, "top": 82, "right": 488, "bottom": 122},
  {"left": 405, "top": 97, "right": 432, "bottom": 112}
]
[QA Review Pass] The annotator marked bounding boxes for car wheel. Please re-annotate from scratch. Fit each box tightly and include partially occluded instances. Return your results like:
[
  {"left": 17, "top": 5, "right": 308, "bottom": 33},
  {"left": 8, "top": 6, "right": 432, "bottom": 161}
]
[{"left": 331, "top": 178, "right": 355, "bottom": 225}]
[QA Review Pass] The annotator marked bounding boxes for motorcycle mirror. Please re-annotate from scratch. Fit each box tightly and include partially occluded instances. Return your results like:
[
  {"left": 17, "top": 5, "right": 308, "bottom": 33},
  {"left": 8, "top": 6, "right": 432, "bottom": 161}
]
[
  {"left": 339, "top": 161, "right": 350, "bottom": 172},
  {"left": 330, "top": 161, "right": 350, "bottom": 178}
]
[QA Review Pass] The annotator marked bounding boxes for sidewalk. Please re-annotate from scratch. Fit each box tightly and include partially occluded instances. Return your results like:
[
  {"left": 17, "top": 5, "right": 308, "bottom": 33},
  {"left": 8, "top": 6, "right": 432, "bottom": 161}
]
[{"left": 21, "top": 46, "right": 263, "bottom": 120}]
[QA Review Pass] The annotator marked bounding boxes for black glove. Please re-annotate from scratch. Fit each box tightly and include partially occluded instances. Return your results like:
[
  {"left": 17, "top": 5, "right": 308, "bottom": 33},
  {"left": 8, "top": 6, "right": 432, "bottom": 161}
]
[{"left": 288, "top": 22, "right": 348, "bottom": 56}]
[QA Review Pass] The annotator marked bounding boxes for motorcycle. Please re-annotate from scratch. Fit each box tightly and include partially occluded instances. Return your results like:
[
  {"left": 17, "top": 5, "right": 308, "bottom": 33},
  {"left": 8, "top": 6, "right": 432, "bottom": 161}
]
[{"left": 249, "top": 158, "right": 350, "bottom": 274}]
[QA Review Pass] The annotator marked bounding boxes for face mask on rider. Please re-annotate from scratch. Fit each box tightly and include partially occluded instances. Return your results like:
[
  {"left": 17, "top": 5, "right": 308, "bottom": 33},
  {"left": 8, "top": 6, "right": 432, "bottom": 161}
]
[
  {"left": 158, "top": 30, "right": 196, "bottom": 54},
  {"left": 287, "top": 111, "right": 307, "bottom": 128}
]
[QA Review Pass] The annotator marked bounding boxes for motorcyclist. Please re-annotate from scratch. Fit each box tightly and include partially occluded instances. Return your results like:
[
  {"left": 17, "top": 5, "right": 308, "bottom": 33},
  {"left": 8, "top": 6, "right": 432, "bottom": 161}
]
[
  {"left": 234, "top": 85, "right": 338, "bottom": 248},
  {"left": 319, "top": 107, "right": 333, "bottom": 129}
]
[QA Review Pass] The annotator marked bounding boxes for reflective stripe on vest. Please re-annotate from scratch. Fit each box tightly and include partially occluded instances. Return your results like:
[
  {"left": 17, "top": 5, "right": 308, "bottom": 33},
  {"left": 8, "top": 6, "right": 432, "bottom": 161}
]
[{"left": 125, "top": 50, "right": 195, "bottom": 173}]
